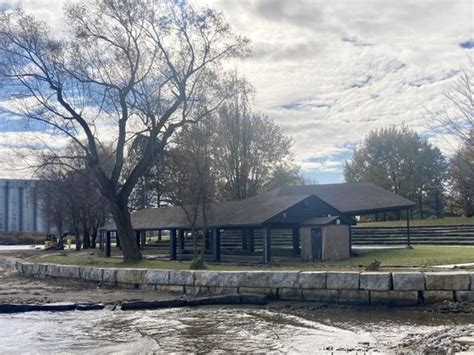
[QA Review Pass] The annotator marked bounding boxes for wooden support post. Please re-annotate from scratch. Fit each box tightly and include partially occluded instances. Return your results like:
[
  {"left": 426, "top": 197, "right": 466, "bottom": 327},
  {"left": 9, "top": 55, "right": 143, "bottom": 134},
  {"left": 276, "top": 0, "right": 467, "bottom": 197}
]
[
  {"left": 169, "top": 229, "right": 177, "bottom": 260},
  {"left": 292, "top": 226, "right": 300, "bottom": 257},
  {"left": 178, "top": 229, "right": 185, "bottom": 250},
  {"left": 248, "top": 228, "right": 255, "bottom": 255},
  {"left": 262, "top": 225, "right": 272, "bottom": 263},
  {"left": 349, "top": 225, "right": 352, "bottom": 256},
  {"left": 406, "top": 208, "right": 411, "bottom": 247},
  {"left": 241, "top": 229, "right": 248, "bottom": 251},
  {"left": 135, "top": 230, "right": 141, "bottom": 248},
  {"left": 99, "top": 230, "right": 103, "bottom": 251},
  {"left": 140, "top": 230, "right": 146, "bottom": 249},
  {"left": 104, "top": 231, "right": 111, "bottom": 257},
  {"left": 158, "top": 230, "right": 162, "bottom": 242},
  {"left": 212, "top": 228, "right": 221, "bottom": 262},
  {"left": 116, "top": 231, "right": 121, "bottom": 249}
]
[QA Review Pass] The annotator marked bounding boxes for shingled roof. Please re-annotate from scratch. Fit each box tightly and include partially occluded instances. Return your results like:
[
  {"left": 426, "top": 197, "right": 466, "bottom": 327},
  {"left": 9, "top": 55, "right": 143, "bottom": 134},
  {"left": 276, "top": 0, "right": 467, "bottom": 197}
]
[{"left": 103, "top": 182, "right": 415, "bottom": 231}]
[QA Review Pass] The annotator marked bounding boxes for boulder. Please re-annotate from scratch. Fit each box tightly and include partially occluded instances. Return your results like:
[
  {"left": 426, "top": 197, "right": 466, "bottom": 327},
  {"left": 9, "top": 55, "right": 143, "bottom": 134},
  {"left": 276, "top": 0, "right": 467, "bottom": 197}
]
[
  {"left": 425, "top": 272, "right": 470, "bottom": 290},
  {"left": 169, "top": 270, "right": 194, "bottom": 286},
  {"left": 116, "top": 268, "right": 146, "bottom": 285},
  {"left": 360, "top": 272, "right": 392, "bottom": 290},
  {"left": 145, "top": 270, "right": 169, "bottom": 285},
  {"left": 392, "top": 272, "right": 425, "bottom": 291},
  {"left": 326, "top": 271, "right": 359, "bottom": 289},
  {"left": 298, "top": 271, "right": 327, "bottom": 289}
]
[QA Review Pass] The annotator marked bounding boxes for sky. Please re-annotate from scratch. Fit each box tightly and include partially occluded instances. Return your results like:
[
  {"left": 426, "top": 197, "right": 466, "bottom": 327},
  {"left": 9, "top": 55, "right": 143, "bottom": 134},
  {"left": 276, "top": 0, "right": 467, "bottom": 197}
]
[{"left": 0, "top": 0, "right": 473, "bottom": 182}]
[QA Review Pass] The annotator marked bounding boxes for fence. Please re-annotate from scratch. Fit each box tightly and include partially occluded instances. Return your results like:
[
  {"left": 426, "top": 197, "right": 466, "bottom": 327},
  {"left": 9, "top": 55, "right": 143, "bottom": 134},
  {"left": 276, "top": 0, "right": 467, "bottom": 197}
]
[{"left": 352, "top": 225, "right": 474, "bottom": 245}]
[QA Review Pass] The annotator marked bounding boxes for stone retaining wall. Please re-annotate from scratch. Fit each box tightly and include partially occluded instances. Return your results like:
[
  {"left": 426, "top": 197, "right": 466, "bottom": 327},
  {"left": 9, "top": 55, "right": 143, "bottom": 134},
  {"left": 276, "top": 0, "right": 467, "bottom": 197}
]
[{"left": 16, "top": 261, "right": 474, "bottom": 306}]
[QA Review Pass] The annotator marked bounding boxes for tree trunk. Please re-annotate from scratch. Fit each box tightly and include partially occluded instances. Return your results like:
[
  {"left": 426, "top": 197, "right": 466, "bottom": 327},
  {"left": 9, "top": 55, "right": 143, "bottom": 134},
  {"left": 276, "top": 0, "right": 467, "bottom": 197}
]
[
  {"left": 74, "top": 226, "right": 82, "bottom": 251},
  {"left": 418, "top": 194, "right": 423, "bottom": 219},
  {"left": 91, "top": 227, "right": 98, "bottom": 249},
  {"left": 82, "top": 227, "right": 91, "bottom": 249},
  {"left": 111, "top": 202, "right": 142, "bottom": 261}
]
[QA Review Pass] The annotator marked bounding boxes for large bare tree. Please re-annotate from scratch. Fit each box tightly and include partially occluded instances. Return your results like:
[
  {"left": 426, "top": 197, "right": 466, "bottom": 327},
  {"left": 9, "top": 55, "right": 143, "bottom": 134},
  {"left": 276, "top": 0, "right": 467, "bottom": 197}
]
[{"left": 0, "top": 0, "right": 248, "bottom": 260}]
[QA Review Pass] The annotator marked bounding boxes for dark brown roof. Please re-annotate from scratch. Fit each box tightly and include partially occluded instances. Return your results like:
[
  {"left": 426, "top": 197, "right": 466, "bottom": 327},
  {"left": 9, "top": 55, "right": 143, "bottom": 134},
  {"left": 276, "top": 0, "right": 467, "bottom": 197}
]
[
  {"left": 103, "top": 182, "right": 415, "bottom": 230},
  {"left": 277, "top": 182, "right": 415, "bottom": 215}
]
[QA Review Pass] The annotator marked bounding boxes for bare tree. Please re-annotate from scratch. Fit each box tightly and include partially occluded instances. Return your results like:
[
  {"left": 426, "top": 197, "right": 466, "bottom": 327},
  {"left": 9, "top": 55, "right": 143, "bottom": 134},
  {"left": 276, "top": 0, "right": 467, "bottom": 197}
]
[
  {"left": 166, "top": 118, "right": 216, "bottom": 263},
  {"left": 214, "top": 77, "right": 301, "bottom": 201},
  {"left": 0, "top": 1, "right": 248, "bottom": 260}
]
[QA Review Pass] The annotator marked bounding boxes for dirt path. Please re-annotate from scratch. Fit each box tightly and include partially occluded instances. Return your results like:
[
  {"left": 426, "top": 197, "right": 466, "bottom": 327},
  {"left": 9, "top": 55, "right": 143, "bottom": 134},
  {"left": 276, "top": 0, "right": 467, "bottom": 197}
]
[{"left": 0, "top": 250, "right": 178, "bottom": 305}]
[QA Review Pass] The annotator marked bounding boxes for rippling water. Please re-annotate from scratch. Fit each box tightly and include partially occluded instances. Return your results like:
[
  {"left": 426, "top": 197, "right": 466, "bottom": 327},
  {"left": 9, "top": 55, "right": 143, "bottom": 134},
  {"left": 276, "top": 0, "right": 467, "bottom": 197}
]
[{"left": 0, "top": 306, "right": 473, "bottom": 354}]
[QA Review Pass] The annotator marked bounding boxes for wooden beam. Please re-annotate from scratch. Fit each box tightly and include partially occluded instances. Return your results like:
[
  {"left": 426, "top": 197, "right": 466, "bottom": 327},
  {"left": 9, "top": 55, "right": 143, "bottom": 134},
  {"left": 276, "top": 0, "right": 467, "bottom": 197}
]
[
  {"left": 169, "top": 229, "right": 177, "bottom": 260},
  {"left": 241, "top": 229, "right": 248, "bottom": 251},
  {"left": 104, "top": 231, "right": 111, "bottom": 257},
  {"left": 248, "top": 228, "right": 255, "bottom": 255},
  {"left": 212, "top": 228, "right": 221, "bottom": 262},
  {"left": 178, "top": 229, "right": 185, "bottom": 250},
  {"left": 263, "top": 225, "right": 272, "bottom": 263},
  {"left": 292, "top": 226, "right": 300, "bottom": 257},
  {"left": 406, "top": 208, "right": 411, "bottom": 247}
]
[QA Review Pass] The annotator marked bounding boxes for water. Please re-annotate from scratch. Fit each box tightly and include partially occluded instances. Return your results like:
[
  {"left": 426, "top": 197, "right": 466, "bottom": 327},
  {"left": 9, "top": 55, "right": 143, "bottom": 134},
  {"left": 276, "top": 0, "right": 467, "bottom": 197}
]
[{"left": 1, "top": 306, "right": 473, "bottom": 353}]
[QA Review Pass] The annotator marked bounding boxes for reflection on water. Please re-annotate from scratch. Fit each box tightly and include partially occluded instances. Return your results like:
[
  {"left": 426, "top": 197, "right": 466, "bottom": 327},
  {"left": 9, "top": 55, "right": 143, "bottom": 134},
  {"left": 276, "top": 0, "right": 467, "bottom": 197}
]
[{"left": 0, "top": 306, "right": 473, "bottom": 354}]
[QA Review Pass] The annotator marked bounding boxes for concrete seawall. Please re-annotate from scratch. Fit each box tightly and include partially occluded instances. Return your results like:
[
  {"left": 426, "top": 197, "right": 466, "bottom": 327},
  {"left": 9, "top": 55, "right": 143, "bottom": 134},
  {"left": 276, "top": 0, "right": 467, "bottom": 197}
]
[{"left": 16, "top": 261, "right": 474, "bottom": 306}]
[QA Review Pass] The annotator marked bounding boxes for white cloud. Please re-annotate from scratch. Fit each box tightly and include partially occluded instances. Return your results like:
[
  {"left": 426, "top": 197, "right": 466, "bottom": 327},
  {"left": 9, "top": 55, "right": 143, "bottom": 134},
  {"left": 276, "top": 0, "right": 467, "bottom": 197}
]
[{"left": 0, "top": 0, "right": 472, "bottom": 181}]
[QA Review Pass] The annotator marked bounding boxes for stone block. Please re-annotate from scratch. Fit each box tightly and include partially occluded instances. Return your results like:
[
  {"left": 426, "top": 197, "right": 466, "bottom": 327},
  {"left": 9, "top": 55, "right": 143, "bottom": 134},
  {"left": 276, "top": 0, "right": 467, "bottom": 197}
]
[
  {"left": 80, "top": 267, "right": 103, "bottom": 282},
  {"left": 47, "top": 264, "right": 61, "bottom": 278},
  {"left": 102, "top": 268, "right": 117, "bottom": 283},
  {"left": 370, "top": 291, "right": 419, "bottom": 306},
  {"left": 217, "top": 272, "right": 244, "bottom": 287},
  {"left": 39, "top": 264, "right": 49, "bottom": 276},
  {"left": 425, "top": 272, "right": 470, "bottom": 290},
  {"left": 338, "top": 290, "right": 370, "bottom": 305},
  {"left": 242, "top": 272, "right": 272, "bottom": 288},
  {"left": 326, "top": 272, "right": 359, "bottom": 289},
  {"left": 156, "top": 285, "right": 184, "bottom": 294},
  {"left": 278, "top": 288, "right": 302, "bottom": 301},
  {"left": 423, "top": 290, "right": 454, "bottom": 304},
  {"left": 207, "top": 286, "right": 239, "bottom": 295},
  {"left": 15, "top": 261, "right": 23, "bottom": 273},
  {"left": 455, "top": 291, "right": 474, "bottom": 303},
  {"left": 184, "top": 286, "right": 208, "bottom": 296},
  {"left": 21, "top": 262, "right": 34, "bottom": 275},
  {"left": 298, "top": 272, "right": 327, "bottom": 289},
  {"left": 169, "top": 270, "right": 194, "bottom": 286},
  {"left": 239, "top": 287, "right": 277, "bottom": 298},
  {"left": 138, "top": 284, "right": 156, "bottom": 291},
  {"left": 471, "top": 274, "right": 474, "bottom": 290},
  {"left": 59, "top": 266, "right": 81, "bottom": 279},
  {"left": 145, "top": 270, "right": 169, "bottom": 285},
  {"left": 392, "top": 272, "right": 425, "bottom": 291},
  {"left": 360, "top": 272, "right": 392, "bottom": 290},
  {"left": 116, "top": 268, "right": 146, "bottom": 285},
  {"left": 270, "top": 272, "right": 300, "bottom": 288},
  {"left": 194, "top": 271, "right": 219, "bottom": 287},
  {"left": 302, "top": 289, "right": 338, "bottom": 303}
]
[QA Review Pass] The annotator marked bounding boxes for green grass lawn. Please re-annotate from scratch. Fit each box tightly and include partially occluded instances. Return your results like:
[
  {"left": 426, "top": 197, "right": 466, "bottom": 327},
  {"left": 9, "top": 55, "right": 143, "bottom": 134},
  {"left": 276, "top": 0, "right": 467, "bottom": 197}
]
[
  {"left": 357, "top": 216, "right": 474, "bottom": 227},
  {"left": 32, "top": 245, "right": 474, "bottom": 271}
]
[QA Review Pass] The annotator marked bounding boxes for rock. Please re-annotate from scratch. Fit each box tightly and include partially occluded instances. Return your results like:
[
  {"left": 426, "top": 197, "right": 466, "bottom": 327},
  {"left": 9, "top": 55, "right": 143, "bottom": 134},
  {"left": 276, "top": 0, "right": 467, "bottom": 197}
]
[
  {"left": 242, "top": 271, "right": 272, "bottom": 288},
  {"left": 298, "top": 271, "right": 327, "bottom": 289},
  {"left": 194, "top": 271, "right": 219, "bottom": 287},
  {"left": 145, "top": 270, "right": 169, "bottom": 285},
  {"left": 338, "top": 290, "right": 370, "bottom": 305},
  {"left": 360, "top": 272, "right": 392, "bottom": 290},
  {"left": 121, "top": 299, "right": 188, "bottom": 310},
  {"left": 80, "top": 267, "right": 103, "bottom": 282},
  {"left": 452, "top": 337, "right": 474, "bottom": 345},
  {"left": 370, "top": 290, "right": 420, "bottom": 306},
  {"left": 302, "top": 289, "right": 338, "bottom": 302},
  {"left": 326, "top": 271, "right": 359, "bottom": 289},
  {"left": 169, "top": 270, "right": 194, "bottom": 286},
  {"left": 455, "top": 291, "right": 474, "bottom": 303},
  {"left": 102, "top": 268, "right": 118, "bottom": 283},
  {"left": 116, "top": 268, "right": 146, "bottom": 285},
  {"left": 392, "top": 272, "right": 425, "bottom": 290},
  {"left": 423, "top": 290, "right": 454, "bottom": 304},
  {"left": 59, "top": 265, "right": 81, "bottom": 279},
  {"left": 278, "top": 287, "right": 302, "bottom": 301},
  {"left": 270, "top": 272, "right": 300, "bottom": 288},
  {"left": 425, "top": 272, "right": 470, "bottom": 290}
]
